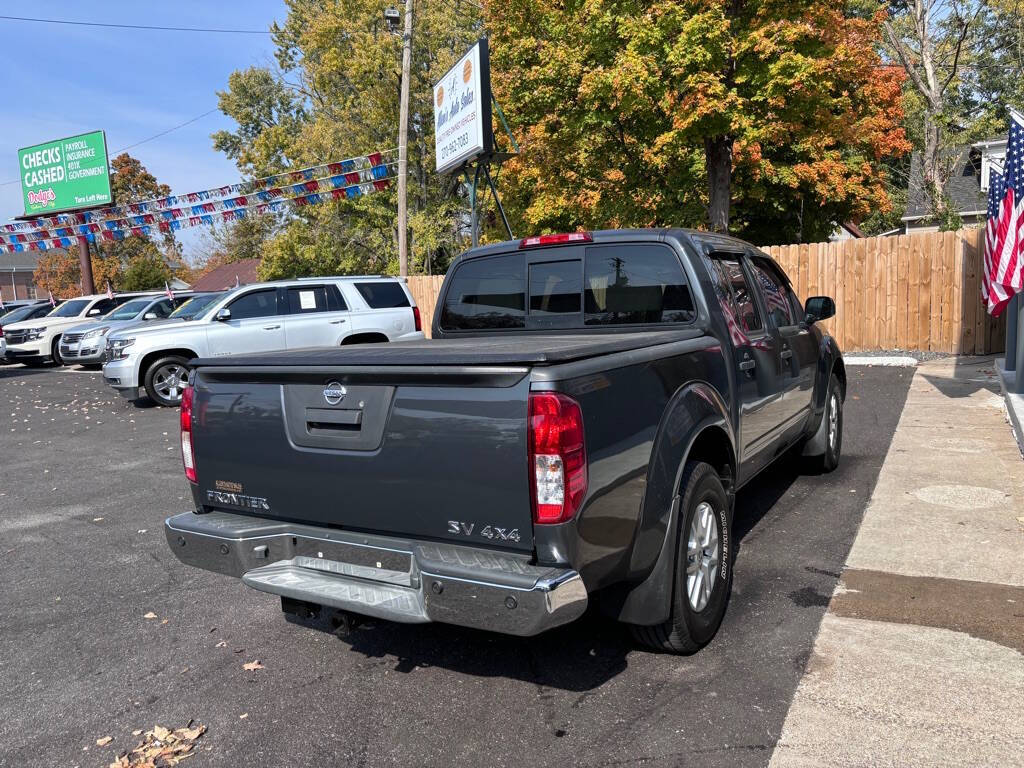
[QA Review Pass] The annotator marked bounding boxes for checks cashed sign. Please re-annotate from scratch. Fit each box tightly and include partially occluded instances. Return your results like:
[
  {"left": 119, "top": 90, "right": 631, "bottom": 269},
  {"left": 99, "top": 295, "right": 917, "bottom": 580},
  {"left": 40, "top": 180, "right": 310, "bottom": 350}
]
[
  {"left": 18, "top": 130, "right": 113, "bottom": 216},
  {"left": 433, "top": 39, "right": 494, "bottom": 174}
]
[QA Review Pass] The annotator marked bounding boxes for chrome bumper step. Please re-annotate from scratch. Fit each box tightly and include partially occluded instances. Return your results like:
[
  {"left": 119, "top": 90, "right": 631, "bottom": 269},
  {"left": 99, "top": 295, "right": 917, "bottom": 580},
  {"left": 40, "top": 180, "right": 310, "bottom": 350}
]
[
  {"left": 243, "top": 560, "right": 429, "bottom": 623},
  {"left": 166, "top": 511, "right": 587, "bottom": 636}
]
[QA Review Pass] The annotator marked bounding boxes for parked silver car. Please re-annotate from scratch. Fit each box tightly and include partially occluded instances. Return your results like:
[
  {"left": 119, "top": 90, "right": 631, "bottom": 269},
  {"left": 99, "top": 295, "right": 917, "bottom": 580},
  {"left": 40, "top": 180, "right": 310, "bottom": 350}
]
[
  {"left": 59, "top": 293, "right": 210, "bottom": 366},
  {"left": 103, "top": 276, "right": 424, "bottom": 406}
]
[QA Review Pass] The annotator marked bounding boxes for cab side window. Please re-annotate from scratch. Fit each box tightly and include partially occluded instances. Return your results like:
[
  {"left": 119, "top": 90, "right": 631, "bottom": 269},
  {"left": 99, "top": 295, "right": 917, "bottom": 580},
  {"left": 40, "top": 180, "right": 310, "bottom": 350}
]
[{"left": 749, "top": 257, "right": 797, "bottom": 327}]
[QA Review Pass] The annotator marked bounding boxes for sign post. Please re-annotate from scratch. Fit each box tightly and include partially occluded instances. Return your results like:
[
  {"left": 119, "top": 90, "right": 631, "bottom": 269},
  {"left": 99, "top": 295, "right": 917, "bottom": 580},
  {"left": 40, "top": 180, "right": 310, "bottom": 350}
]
[
  {"left": 433, "top": 38, "right": 514, "bottom": 246},
  {"left": 17, "top": 130, "right": 113, "bottom": 294}
]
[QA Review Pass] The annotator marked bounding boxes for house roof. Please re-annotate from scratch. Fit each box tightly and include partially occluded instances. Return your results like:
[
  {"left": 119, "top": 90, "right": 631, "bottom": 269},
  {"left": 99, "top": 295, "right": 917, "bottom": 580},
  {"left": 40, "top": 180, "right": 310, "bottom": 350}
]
[
  {"left": 190, "top": 258, "right": 261, "bottom": 292},
  {"left": 904, "top": 146, "right": 988, "bottom": 221},
  {"left": 0, "top": 251, "right": 44, "bottom": 271}
]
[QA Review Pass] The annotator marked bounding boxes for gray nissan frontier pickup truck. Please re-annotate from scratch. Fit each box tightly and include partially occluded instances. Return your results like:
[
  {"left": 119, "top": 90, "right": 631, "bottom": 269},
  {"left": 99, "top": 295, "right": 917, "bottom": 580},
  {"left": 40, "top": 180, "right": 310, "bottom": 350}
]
[{"left": 166, "top": 229, "right": 844, "bottom": 653}]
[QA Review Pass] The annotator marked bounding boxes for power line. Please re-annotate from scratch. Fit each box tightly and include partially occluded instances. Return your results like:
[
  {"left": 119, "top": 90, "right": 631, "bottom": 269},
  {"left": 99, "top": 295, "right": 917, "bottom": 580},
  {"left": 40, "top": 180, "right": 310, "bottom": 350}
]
[
  {"left": 0, "top": 15, "right": 272, "bottom": 34},
  {"left": 1, "top": 107, "right": 221, "bottom": 187},
  {"left": 112, "top": 108, "right": 220, "bottom": 154}
]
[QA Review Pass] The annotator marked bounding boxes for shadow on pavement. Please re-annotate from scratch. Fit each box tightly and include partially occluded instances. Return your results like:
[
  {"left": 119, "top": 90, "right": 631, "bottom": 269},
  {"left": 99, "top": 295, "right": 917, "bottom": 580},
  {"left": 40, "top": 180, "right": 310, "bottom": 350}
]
[{"left": 288, "top": 607, "right": 631, "bottom": 692}]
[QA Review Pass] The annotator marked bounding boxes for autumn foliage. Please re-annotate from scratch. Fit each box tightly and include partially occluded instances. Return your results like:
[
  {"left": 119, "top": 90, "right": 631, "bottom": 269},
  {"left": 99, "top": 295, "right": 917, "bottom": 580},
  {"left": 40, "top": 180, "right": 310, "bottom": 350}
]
[{"left": 486, "top": 0, "right": 910, "bottom": 243}]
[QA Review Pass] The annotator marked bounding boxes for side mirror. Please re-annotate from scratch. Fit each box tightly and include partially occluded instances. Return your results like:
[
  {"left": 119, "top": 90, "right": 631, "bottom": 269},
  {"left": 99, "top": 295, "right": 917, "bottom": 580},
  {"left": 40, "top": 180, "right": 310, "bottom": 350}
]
[
  {"left": 215, "top": 307, "right": 232, "bottom": 322},
  {"left": 143, "top": 312, "right": 157, "bottom": 320},
  {"left": 87, "top": 308, "right": 101, "bottom": 316},
  {"left": 804, "top": 296, "right": 836, "bottom": 324}
]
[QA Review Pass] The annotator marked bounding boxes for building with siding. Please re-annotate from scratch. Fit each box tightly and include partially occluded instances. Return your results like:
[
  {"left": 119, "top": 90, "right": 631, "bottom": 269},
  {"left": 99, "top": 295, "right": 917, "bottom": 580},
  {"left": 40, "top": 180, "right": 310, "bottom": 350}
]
[{"left": 0, "top": 251, "right": 45, "bottom": 303}]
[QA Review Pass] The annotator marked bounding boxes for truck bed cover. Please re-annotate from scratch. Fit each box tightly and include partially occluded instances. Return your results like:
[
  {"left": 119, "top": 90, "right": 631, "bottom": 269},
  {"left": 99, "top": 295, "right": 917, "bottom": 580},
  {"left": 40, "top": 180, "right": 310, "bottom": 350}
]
[{"left": 193, "top": 329, "right": 705, "bottom": 368}]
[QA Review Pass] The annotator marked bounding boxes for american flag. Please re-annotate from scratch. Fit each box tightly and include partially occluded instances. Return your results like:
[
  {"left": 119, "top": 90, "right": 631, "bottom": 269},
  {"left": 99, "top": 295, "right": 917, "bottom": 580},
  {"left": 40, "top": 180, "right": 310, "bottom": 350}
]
[
  {"left": 48, "top": 290, "right": 56, "bottom": 307},
  {"left": 755, "top": 266, "right": 791, "bottom": 318},
  {"left": 716, "top": 293, "right": 749, "bottom": 347},
  {"left": 984, "top": 167, "right": 1006, "bottom": 305},
  {"left": 164, "top": 281, "right": 174, "bottom": 301},
  {"left": 987, "top": 110, "right": 1024, "bottom": 316},
  {"left": 105, "top": 282, "right": 114, "bottom": 300}
]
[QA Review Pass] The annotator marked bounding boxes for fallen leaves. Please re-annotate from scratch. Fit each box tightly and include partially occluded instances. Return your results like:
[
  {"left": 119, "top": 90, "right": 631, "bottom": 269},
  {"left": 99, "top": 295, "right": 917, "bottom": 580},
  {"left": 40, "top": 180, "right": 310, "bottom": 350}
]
[
  {"left": 214, "top": 640, "right": 227, "bottom": 648},
  {"left": 242, "top": 660, "right": 264, "bottom": 671},
  {"left": 96, "top": 736, "right": 113, "bottom": 746},
  {"left": 107, "top": 722, "right": 206, "bottom": 768},
  {"left": 142, "top": 612, "right": 157, "bottom": 620}
]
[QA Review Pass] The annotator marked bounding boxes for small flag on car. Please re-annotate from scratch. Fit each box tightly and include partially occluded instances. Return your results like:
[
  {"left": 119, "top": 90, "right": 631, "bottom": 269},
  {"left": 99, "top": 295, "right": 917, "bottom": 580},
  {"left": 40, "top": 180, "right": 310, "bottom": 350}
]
[
  {"left": 48, "top": 290, "right": 56, "bottom": 307},
  {"left": 106, "top": 282, "right": 114, "bottom": 300},
  {"left": 165, "top": 281, "right": 174, "bottom": 301}
]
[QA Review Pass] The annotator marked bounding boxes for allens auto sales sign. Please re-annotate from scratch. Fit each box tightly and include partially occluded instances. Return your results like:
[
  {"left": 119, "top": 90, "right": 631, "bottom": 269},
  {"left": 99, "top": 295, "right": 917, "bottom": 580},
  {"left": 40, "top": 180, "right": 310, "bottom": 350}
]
[
  {"left": 433, "top": 39, "right": 494, "bottom": 175},
  {"left": 18, "top": 130, "right": 113, "bottom": 216}
]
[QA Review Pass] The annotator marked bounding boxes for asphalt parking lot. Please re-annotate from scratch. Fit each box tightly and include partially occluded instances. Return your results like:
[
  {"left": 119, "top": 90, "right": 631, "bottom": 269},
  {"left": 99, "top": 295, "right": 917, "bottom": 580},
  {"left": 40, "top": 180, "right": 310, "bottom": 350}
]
[{"left": 0, "top": 363, "right": 913, "bottom": 768}]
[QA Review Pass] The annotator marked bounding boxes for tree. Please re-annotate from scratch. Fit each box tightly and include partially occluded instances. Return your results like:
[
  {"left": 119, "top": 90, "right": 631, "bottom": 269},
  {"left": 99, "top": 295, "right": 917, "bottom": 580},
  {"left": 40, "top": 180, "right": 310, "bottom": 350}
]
[
  {"left": 33, "top": 247, "right": 120, "bottom": 299},
  {"left": 212, "top": 0, "right": 482, "bottom": 277},
  {"left": 119, "top": 252, "right": 172, "bottom": 291},
  {"left": 881, "top": 0, "right": 986, "bottom": 223},
  {"left": 486, "top": 0, "right": 909, "bottom": 241},
  {"left": 195, "top": 213, "right": 279, "bottom": 277}
]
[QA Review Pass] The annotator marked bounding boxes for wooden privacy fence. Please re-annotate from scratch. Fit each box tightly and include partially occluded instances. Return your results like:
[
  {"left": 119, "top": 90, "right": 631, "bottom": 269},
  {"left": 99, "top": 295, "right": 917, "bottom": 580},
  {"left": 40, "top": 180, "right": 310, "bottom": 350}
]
[
  {"left": 408, "top": 228, "right": 1005, "bottom": 353},
  {"left": 762, "top": 228, "right": 1003, "bottom": 354}
]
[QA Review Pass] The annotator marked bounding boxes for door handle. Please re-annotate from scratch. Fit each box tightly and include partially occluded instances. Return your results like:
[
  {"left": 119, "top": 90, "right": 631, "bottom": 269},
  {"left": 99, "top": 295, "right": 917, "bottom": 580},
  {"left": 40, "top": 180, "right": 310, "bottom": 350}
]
[
  {"left": 262, "top": 324, "right": 281, "bottom": 330},
  {"left": 330, "top": 319, "right": 347, "bottom": 324},
  {"left": 739, "top": 359, "right": 756, "bottom": 371},
  {"left": 780, "top": 349, "right": 793, "bottom": 360}
]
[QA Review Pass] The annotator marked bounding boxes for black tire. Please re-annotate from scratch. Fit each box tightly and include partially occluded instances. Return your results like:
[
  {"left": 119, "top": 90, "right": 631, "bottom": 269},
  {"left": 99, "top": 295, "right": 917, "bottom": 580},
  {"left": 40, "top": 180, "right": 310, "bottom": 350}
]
[
  {"left": 807, "top": 373, "right": 843, "bottom": 473},
  {"left": 143, "top": 355, "right": 191, "bottom": 407},
  {"left": 630, "top": 461, "right": 733, "bottom": 654},
  {"left": 50, "top": 336, "right": 65, "bottom": 366}
]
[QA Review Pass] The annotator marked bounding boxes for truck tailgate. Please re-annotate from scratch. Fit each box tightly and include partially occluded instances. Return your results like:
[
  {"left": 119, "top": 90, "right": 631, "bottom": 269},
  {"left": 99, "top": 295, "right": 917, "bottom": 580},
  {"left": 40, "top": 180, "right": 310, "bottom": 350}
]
[{"left": 189, "top": 364, "right": 534, "bottom": 552}]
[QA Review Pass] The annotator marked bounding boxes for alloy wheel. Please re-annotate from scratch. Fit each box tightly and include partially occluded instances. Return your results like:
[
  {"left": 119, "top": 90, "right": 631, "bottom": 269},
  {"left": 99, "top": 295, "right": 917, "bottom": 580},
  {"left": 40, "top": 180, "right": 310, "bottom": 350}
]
[{"left": 686, "top": 501, "right": 720, "bottom": 612}]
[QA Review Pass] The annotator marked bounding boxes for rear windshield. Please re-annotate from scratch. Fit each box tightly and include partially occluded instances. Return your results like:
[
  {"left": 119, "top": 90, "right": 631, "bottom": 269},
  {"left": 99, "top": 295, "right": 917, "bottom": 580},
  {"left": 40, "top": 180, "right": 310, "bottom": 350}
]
[
  {"left": 440, "top": 244, "right": 695, "bottom": 331},
  {"left": 355, "top": 281, "right": 410, "bottom": 308}
]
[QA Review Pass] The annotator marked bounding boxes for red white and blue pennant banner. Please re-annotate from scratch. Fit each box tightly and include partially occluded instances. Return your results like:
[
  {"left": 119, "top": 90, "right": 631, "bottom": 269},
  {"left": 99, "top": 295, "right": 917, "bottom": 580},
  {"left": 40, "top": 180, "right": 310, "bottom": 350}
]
[{"left": 0, "top": 152, "right": 396, "bottom": 253}]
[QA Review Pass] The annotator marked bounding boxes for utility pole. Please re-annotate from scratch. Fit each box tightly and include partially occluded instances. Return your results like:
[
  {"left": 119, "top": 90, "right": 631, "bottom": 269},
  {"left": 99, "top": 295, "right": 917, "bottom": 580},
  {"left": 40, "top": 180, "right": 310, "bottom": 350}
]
[
  {"left": 396, "top": 0, "right": 414, "bottom": 277},
  {"left": 77, "top": 236, "right": 95, "bottom": 295}
]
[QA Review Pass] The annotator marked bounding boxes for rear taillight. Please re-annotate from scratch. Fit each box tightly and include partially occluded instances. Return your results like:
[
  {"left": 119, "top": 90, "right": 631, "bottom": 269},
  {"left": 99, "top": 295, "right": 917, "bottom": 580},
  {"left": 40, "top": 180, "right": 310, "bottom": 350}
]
[
  {"left": 528, "top": 392, "right": 587, "bottom": 524},
  {"left": 181, "top": 385, "right": 196, "bottom": 483},
  {"left": 519, "top": 232, "right": 592, "bottom": 249},
  {"left": 412, "top": 305, "right": 422, "bottom": 332}
]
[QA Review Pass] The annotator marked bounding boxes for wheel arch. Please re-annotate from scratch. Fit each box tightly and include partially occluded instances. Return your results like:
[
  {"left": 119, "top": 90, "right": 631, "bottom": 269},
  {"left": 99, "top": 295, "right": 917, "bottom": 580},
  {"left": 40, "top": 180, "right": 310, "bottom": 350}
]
[
  {"left": 139, "top": 347, "right": 199, "bottom": 383},
  {"left": 606, "top": 381, "right": 736, "bottom": 626},
  {"left": 341, "top": 331, "right": 390, "bottom": 345}
]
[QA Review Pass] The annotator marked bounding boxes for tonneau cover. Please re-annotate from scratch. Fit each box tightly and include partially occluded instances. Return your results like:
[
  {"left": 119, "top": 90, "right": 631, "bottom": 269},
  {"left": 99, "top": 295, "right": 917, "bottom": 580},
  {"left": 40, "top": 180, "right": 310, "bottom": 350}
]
[{"left": 193, "top": 329, "right": 704, "bottom": 368}]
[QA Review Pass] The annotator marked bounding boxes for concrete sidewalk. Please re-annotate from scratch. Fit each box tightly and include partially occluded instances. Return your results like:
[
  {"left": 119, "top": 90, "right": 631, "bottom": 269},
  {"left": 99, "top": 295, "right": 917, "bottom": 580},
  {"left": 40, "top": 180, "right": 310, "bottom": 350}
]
[{"left": 769, "top": 357, "right": 1024, "bottom": 767}]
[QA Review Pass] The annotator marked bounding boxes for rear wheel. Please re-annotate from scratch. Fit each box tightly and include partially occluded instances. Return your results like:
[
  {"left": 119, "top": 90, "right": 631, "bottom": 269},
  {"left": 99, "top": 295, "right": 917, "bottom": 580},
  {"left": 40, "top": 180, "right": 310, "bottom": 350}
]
[
  {"left": 144, "top": 356, "right": 190, "bottom": 407},
  {"left": 630, "top": 461, "right": 733, "bottom": 654}
]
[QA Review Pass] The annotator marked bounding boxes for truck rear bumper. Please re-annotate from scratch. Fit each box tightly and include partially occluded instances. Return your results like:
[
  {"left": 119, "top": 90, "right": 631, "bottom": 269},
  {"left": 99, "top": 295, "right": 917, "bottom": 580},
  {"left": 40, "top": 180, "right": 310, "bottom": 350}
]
[{"left": 165, "top": 511, "right": 587, "bottom": 636}]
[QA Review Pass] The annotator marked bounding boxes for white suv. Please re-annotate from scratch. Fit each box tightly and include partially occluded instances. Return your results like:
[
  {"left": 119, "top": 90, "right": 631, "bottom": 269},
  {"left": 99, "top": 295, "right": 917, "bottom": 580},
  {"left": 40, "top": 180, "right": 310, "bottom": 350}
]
[
  {"left": 103, "top": 276, "right": 424, "bottom": 406},
  {"left": 2, "top": 292, "right": 158, "bottom": 367}
]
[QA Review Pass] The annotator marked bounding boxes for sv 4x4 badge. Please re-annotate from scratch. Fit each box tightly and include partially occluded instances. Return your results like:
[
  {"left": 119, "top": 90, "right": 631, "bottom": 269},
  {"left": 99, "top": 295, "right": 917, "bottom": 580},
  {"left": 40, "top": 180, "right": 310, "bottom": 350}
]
[{"left": 447, "top": 520, "right": 521, "bottom": 543}]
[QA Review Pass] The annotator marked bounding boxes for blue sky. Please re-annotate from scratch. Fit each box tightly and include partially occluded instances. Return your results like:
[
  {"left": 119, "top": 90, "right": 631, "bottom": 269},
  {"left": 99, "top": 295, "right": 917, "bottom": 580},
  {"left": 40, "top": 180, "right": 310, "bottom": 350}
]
[{"left": 0, "top": 2, "right": 284, "bottom": 260}]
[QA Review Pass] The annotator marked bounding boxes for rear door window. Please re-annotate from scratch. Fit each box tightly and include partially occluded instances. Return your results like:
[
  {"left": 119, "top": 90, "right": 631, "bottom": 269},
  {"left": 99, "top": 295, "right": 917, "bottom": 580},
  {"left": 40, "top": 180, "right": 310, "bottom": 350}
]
[
  {"left": 749, "top": 257, "right": 796, "bottom": 327},
  {"left": 707, "top": 256, "right": 763, "bottom": 334},
  {"left": 286, "top": 285, "right": 329, "bottom": 314},
  {"left": 440, "top": 254, "right": 526, "bottom": 330},
  {"left": 584, "top": 245, "right": 695, "bottom": 325},
  {"left": 355, "top": 282, "right": 410, "bottom": 308}
]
